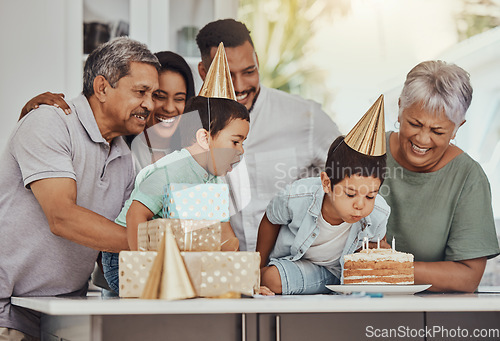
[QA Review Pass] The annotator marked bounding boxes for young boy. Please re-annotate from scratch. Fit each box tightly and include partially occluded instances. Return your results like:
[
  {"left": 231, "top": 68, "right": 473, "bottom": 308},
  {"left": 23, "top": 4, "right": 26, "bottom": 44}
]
[
  {"left": 257, "top": 124, "right": 390, "bottom": 295},
  {"left": 102, "top": 96, "right": 250, "bottom": 294}
]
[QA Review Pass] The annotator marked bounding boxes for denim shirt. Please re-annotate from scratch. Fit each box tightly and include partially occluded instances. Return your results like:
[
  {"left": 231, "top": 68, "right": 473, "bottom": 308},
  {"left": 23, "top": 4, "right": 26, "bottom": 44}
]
[{"left": 266, "top": 177, "right": 391, "bottom": 279}]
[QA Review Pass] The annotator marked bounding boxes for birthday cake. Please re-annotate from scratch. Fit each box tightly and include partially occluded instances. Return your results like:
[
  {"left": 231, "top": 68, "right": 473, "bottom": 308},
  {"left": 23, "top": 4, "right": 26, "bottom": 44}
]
[{"left": 343, "top": 248, "right": 414, "bottom": 285}]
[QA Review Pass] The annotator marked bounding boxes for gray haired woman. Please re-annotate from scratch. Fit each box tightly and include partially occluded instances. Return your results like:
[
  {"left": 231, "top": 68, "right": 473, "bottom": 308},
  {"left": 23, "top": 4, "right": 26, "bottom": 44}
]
[{"left": 381, "top": 60, "right": 499, "bottom": 292}]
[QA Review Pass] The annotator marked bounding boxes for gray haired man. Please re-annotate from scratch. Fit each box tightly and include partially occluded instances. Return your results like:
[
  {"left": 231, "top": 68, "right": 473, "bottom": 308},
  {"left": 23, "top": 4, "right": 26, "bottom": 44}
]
[{"left": 0, "top": 37, "right": 159, "bottom": 340}]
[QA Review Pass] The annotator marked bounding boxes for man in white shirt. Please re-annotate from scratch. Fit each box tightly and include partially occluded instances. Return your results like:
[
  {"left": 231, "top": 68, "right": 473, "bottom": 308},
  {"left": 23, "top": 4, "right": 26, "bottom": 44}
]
[{"left": 196, "top": 19, "right": 341, "bottom": 251}]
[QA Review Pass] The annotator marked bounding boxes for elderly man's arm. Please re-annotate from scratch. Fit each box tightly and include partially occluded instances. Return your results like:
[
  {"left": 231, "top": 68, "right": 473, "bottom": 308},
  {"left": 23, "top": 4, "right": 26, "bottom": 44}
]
[
  {"left": 31, "top": 177, "right": 129, "bottom": 253},
  {"left": 414, "top": 257, "right": 486, "bottom": 293}
]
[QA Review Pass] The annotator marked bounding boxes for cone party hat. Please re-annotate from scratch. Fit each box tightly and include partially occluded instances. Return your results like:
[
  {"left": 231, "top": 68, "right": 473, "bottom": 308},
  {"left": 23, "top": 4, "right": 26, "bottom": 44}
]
[
  {"left": 198, "top": 42, "right": 237, "bottom": 100},
  {"left": 159, "top": 225, "right": 196, "bottom": 300},
  {"left": 140, "top": 225, "right": 196, "bottom": 300},
  {"left": 140, "top": 236, "right": 164, "bottom": 299},
  {"left": 344, "top": 94, "right": 386, "bottom": 156}
]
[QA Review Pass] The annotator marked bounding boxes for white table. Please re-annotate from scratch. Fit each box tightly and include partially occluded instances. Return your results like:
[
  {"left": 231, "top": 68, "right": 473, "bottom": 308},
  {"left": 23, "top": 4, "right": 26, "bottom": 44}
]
[{"left": 12, "top": 290, "right": 500, "bottom": 341}]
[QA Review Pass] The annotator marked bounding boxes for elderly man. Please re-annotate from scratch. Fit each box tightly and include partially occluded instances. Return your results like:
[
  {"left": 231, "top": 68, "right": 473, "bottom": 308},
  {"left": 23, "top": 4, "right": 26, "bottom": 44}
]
[
  {"left": 0, "top": 37, "right": 159, "bottom": 340},
  {"left": 196, "top": 19, "right": 341, "bottom": 251}
]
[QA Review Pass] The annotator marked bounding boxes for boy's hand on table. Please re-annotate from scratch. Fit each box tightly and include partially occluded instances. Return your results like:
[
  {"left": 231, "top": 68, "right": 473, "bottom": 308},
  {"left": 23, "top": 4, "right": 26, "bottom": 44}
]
[{"left": 259, "top": 285, "right": 275, "bottom": 296}]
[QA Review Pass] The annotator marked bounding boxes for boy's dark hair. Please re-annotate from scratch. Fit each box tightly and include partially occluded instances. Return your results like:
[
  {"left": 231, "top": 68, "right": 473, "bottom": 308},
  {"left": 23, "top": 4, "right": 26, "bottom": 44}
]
[
  {"left": 184, "top": 96, "right": 250, "bottom": 138},
  {"left": 325, "top": 136, "right": 386, "bottom": 188},
  {"left": 196, "top": 19, "right": 254, "bottom": 66}
]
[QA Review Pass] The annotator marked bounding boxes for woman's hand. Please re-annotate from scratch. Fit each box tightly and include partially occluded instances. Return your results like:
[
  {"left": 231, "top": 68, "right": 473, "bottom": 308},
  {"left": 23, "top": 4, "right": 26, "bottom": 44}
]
[
  {"left": 20, "top": 92, "right": 71, "bottom": 120},
  {"left": 415, "top": 257, "right": 487, "bottom": 293}
]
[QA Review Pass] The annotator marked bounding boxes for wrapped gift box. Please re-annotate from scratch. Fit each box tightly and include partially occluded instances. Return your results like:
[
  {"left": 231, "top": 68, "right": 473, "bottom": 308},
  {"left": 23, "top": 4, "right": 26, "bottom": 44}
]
[
  {"left": 119, "top": 251, "right": 260, "bottom": 298},
  {"left": 183, "top": 251, "right": 260, "bottom": 297},
  {"left": 138, "top": 218, "right": 221, "bottom": 252},
  {"left": 137, "top": 223, "right": 149, "bottom": 251},
  {"left": 119, "top": 251, "right": 157, "bottom": 298},
  {"left": 163, "top": 183, "right": 229, "bottom": 222}
]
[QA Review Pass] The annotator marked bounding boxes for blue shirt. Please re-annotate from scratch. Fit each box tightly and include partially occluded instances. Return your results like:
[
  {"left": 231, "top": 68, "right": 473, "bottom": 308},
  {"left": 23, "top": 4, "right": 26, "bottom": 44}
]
[
  {"left": 266, "top": 177, "right": 391, "bottom": 279},
  {"left": 115, "top": 148, "right": 221, "bottom": 226}
]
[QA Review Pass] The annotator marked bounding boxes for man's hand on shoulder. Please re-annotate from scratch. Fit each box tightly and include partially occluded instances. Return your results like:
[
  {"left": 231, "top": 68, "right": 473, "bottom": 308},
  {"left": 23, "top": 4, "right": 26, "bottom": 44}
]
[{"left": 20, "top": 92, "right": 71, "bottom": 120}]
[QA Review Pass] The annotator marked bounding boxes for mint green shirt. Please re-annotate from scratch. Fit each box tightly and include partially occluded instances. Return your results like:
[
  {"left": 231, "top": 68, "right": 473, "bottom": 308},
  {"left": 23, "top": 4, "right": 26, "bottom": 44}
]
[
  {"left": 115, "top": 148, "right": 221, "bottom": 227},
  {"left": 381, "top": 132, "right": 499, "bottom": 262}
]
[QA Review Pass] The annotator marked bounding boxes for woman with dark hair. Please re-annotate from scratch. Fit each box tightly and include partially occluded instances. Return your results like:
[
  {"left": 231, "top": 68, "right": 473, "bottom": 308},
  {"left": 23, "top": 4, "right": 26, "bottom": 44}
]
[
  {"left": 130, "top": 51, "right": 196, "bottom": 172},
  {"left": 20, "top": 51, "right": 196, "bottom": 173}
]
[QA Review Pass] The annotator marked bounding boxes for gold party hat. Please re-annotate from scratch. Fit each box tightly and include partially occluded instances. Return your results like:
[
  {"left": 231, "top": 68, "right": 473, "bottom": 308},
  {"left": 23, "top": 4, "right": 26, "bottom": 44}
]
[
  {"left": 140, "top": 234, "right": 165, "bottom": 299},
  {"left": 198, "top": 42, "right": 236, "bottom": 100},
  {"left": 140, "top": 226, "right": 196, "bottom": 300},
  {"left": 159, "top": 225, "right": 196, "bottom": 300},
  {"left": 344, "top": 94, "right": 386, "bottom": 156}
]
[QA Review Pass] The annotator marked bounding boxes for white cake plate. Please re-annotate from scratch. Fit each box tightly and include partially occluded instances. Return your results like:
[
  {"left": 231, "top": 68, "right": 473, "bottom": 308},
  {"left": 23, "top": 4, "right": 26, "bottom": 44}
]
[{"left": 326, "top": 284, "right": 432, "bottom": 295}]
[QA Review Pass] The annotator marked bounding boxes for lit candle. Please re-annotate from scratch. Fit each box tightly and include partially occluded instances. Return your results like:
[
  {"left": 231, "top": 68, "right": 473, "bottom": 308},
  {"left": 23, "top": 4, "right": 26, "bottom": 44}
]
[
  {"left": 377, "top": 237, "right": 380, "bottom": 249},
  {"left": 392, "top": 237, "right": 395, "bottom": 251}
]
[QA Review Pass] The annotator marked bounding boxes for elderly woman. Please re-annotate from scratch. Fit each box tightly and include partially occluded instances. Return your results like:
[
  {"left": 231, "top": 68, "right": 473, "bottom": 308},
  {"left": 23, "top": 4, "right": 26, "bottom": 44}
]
[{"left": 382, "top": 60, "right": 499, "bottom": 292}]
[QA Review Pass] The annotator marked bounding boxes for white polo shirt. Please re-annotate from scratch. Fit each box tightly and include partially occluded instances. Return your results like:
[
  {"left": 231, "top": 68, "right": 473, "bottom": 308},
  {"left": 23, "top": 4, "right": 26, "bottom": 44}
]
[{"left": 225, "top": 85, "right": 341, "bottom": 251}]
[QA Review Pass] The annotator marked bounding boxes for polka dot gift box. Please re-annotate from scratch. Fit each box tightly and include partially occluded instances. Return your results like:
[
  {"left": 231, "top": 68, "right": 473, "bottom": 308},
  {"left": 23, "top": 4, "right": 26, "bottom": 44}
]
[
  {"left": 182, "top": 251, "right": 261, "bottom": 297},
  {"left": 119, "top": 251, "right": 157, "bottom": 298},
  {"left": 163, "top": 183, "right": 230, "bottom": 222},
  {"left": 137, "top": 218, "right": 221, "bottom": 252},
  {"left": 118, "top": 251, "right": 260, "bottom": 298}
]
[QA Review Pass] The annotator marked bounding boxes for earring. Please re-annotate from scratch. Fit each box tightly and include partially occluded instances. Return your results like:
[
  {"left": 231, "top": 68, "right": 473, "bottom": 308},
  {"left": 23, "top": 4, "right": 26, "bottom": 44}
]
[
  {"left": 450, "top": 138, "right": 456, "bottom": 145},
  {"left": 394, "top": 121, "right": 400, "bottom": 130}
]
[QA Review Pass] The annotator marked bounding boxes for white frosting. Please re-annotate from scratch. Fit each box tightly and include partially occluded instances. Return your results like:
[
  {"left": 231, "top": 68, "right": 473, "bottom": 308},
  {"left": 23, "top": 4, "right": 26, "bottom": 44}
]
[{"left": 344, "top": 248, "right": 414, "bottom": 263}]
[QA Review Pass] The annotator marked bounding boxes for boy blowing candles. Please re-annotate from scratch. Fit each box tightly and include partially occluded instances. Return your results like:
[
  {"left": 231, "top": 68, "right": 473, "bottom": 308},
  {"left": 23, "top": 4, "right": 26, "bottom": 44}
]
[{"left": 257, "top": 95, "right": 391, "bottom": 295}]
